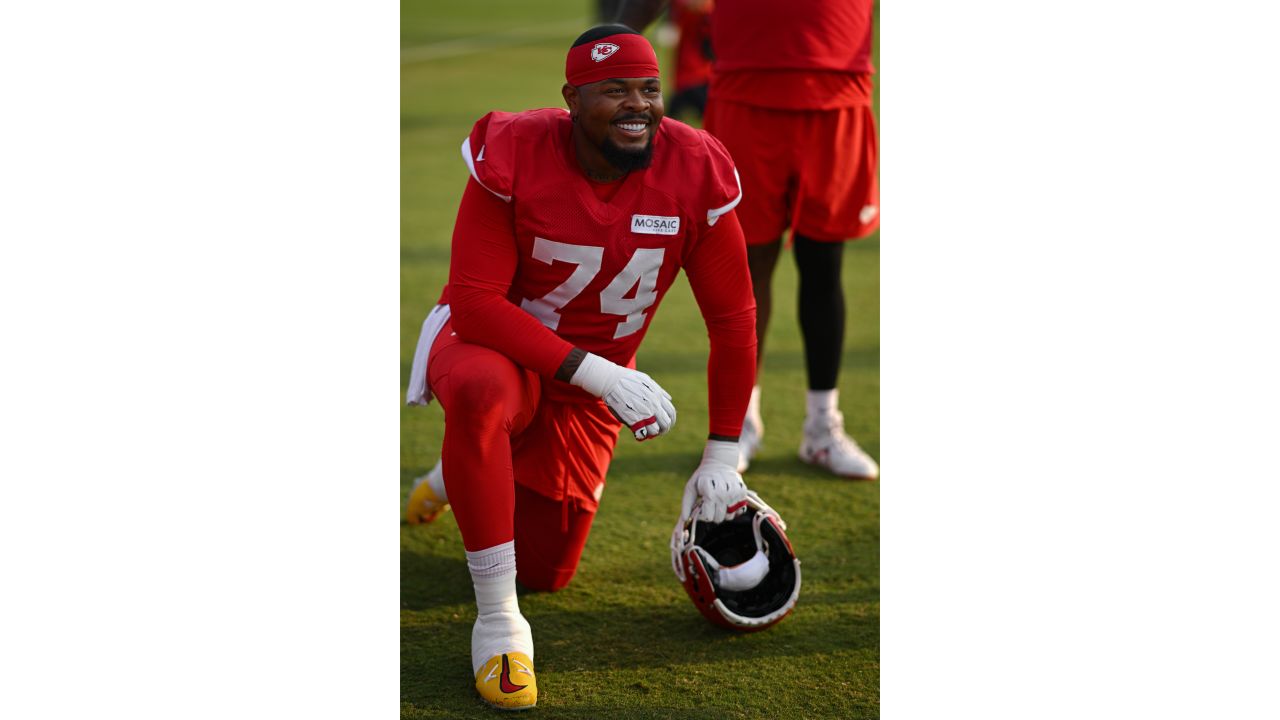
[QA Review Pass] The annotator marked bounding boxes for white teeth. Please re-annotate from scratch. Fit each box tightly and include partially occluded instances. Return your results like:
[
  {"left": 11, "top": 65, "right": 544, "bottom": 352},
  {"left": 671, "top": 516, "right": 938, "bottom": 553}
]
[{"left": 617, "top": 122, "right": 646, "bottom": 132}]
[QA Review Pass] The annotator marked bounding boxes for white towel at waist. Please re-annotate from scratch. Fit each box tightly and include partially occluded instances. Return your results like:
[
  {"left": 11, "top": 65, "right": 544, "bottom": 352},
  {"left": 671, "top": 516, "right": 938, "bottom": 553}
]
[{"left": 405, "top": 304, "right": 451, "bottom": 406}]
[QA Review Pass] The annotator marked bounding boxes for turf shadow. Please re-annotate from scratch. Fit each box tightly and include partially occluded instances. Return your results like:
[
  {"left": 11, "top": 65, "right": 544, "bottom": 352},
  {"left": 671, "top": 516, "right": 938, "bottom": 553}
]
[
  {"left": 401, "top": 597, "right": 879, "bottom": 713},
  {"left": 401, "top": 548, "right": 472, "bottom": 610},
  {"left": 528, "top": 598, "right": 879, "bottom": 673}
]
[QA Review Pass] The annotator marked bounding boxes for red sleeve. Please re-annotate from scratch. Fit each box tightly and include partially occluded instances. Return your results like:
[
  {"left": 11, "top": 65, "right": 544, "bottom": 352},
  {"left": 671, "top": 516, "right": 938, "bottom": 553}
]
[
  {"left": 701, "top": 132, "right": 743, "bottom": 226},
  {"left": 683, "top": 209, "right": 757, "bottom": 438},
  {"left": 446, "top": 178, "right": 575, "bottom": 377},
  {"left": 463, "top": 112, "right": 516, "bottom": 201}
]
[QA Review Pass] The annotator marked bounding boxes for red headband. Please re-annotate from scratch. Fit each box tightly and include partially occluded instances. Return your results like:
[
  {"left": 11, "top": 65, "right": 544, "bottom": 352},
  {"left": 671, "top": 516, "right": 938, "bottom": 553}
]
[{"left": 565, "top": 33, "right": 660, "bottom": 86}]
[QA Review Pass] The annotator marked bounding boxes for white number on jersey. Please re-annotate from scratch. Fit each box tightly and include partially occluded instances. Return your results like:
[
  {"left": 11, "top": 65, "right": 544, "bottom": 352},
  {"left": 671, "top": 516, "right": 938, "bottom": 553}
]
[
  {"left": 519, "top": 238, "right": 603, "bottom": 331},
  {"left": 521, "top": 237, "right": 666, "bottom": 338},
  {"left": 600, "top": 248, "right": 664, "bottom": 339}
]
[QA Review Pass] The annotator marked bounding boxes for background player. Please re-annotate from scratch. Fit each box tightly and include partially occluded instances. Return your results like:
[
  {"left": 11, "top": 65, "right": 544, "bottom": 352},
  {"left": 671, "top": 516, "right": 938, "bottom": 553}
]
[
  {"left": 404, "top": 25, "right": 758, "bottom": 710},
  {"left": 618, "top": 0, "right": 881, "bottom": 479},
  {"left": 666, "top": 0, "right": 714, "bottom": 122}
]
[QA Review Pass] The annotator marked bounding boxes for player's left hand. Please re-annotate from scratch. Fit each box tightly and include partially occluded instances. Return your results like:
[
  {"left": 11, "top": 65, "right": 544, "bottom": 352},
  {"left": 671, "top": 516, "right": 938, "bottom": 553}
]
[
  {"left": 670, "top": 439, "right": 751, "bottom": 578},
  {"left": 681, "top": 439, "right": 751, "bottom": 524}
]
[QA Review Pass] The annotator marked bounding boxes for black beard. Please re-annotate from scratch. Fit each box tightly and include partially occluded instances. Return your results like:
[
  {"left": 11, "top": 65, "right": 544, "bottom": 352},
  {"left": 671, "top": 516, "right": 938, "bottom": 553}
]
[{"left": 600, "top": 135, "right": 654, "bottom": 173}]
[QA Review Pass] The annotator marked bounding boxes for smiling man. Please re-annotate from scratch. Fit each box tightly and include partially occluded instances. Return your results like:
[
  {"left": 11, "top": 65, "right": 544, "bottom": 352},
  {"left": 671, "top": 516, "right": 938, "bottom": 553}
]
[
  {"left": 573, "top": 79, "right": 659, "bottom": 175},
  {"left": 404, "top": 25, "right": 760, "bottom": 711}
]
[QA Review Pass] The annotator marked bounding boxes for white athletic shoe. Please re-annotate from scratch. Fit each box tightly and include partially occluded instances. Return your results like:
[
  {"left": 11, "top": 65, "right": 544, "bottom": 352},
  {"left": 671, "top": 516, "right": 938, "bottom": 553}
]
[
  {"left": 798, "top": 411, "right": 879, "bottom": 480},
  {"left": 738, "top": 413, "right": 763, "bottom": 473}
]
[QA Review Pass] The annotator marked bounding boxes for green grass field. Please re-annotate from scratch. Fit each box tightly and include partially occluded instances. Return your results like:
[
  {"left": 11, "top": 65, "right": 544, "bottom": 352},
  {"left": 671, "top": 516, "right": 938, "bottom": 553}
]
[{"left": 401, "top": 2, "right": 879, "bottom": 716}]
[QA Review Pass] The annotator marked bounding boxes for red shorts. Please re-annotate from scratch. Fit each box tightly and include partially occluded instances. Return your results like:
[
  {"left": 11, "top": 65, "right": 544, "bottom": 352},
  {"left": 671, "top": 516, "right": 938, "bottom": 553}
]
[{"left": 704, "top": 99, "right": 880, "bottom": 245}]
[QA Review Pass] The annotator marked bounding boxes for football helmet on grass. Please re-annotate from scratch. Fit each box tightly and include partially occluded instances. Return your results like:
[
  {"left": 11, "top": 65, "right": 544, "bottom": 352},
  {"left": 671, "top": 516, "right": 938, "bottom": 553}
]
[{"left": 671, "top": 493, "right": 801, "bottom": 632}]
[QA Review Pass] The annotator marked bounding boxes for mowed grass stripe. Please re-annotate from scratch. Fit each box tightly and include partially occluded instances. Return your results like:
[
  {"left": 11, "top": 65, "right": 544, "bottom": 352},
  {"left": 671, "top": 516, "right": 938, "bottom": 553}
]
[{"left": 401, "top": 16, "right": 589, "bottom": 64}]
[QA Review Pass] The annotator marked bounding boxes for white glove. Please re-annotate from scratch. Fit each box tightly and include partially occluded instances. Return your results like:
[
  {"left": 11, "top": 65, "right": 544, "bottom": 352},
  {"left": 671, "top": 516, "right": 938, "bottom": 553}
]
[
  {"left": 680, "top": 440, "right": 750, "bottom": 524},
  {"left": 670, "top": 440, "right": 751, "bottom": 580},
  {"left": 570, "top": 352, "right": 676, "bottom": 441}
]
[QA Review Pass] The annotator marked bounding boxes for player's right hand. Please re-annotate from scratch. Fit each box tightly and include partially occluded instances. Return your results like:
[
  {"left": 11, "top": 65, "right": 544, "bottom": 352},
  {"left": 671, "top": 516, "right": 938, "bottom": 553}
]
[
  {"left": 569, "top": 352, "right": 676, "bottom": 441},
  {"left": 604, "top": 366, "right": 676, "bottom": 440}
]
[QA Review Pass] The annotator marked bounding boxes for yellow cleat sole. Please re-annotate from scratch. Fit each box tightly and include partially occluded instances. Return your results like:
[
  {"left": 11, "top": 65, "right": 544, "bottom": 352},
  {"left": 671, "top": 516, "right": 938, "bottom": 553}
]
[
  {"left": 474, "top": 652, "right": 537, "bottom": 711},
  {"left": 405, "top": 476, "right": 450, "bottom": 525}
]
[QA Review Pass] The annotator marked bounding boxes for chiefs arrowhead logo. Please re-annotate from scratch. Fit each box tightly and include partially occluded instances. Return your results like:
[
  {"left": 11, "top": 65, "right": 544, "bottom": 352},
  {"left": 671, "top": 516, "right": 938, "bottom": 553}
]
[
  {"left": 498, "top": 654, "right": 527, "bottom": 694},
  {"left": 591, "top": 42, "right": 620, "bottom": 62}
]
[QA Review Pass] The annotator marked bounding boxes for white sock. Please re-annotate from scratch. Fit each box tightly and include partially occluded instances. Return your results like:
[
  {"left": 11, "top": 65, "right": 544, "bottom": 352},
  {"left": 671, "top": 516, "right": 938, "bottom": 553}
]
[
  {"left": 465, "top": 541, "right": 533, "bottom": 674},
  {"left": 427, "top": 460, "right": 448, "bottom": 503},
  {"left": 746, "top": 385, "right": 763, "bottom": 426},
  {"left": 805, "top": 389, "right": 839, "bottom": 422}
]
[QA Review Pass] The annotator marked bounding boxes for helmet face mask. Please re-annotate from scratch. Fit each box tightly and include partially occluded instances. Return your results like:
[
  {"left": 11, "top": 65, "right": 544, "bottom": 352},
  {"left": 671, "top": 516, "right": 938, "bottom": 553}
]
[{"left": 674, "top": 494, "right": 801, "bottom": 632}]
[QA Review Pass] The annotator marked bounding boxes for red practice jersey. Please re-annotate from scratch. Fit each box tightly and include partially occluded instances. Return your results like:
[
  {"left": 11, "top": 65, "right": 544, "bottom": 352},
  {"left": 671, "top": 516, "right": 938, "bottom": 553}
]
[
  {"left": 709, "top": 0, "right": 876, "bottom": 109},
  {"left": 711, "top": 0, "right": 874, "bottom": 75},
  {"left": 439, "top": 109, "right": 756, "bottom": 436}
]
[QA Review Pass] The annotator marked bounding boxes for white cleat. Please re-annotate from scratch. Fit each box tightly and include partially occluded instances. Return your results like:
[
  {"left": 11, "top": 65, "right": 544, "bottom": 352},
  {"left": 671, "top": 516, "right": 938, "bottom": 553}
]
[
  {"left": 737, "top": 413, "right": 763, "bottom": 473},
  {"left": 798, "top": 410, "right": 879, "bottom": 480}
]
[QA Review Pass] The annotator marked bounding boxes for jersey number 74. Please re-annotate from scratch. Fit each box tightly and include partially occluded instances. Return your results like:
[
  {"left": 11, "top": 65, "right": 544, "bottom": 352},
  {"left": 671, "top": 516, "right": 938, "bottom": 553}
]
[{"left": 520, "top": 237, "right": 666, "bottom": 340}]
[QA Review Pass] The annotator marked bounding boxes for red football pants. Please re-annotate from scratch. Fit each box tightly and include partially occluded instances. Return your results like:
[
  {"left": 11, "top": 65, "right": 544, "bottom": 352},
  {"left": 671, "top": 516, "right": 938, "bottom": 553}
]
[{"left": 427, "top": 319, "right": 612, "bottom": 592}]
